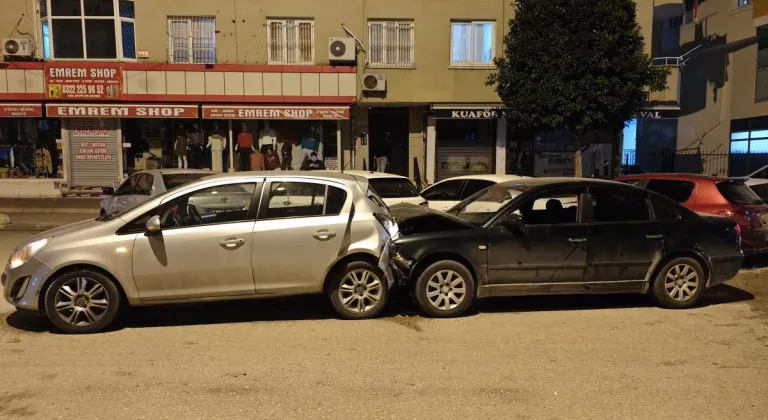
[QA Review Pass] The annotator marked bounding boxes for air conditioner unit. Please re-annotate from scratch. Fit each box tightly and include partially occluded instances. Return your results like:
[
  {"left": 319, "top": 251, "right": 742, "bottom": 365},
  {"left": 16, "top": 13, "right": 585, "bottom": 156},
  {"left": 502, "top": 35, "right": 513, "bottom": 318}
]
[
  {"left": 362, "top": 74, "right": 386, "bottom": 92},
  {"left": 2, "top": 38, "right": 32, "bottom": 56},
  {"left": 328, "top": 37, "right": 356, "bottom": 63}
]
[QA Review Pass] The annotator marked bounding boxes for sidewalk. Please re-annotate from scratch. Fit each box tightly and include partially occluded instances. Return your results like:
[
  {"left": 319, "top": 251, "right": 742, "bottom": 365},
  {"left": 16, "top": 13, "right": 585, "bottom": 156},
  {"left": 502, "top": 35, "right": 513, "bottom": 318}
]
[{"left": 0, "top": 198, "right": 101, "bottom": 231}]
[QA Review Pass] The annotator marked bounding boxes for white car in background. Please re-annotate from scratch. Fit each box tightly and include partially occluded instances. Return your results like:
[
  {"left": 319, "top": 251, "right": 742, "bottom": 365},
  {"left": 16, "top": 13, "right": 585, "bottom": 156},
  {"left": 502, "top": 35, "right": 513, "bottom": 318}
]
[
  {"left": 743, "top": 164, "right": 768, "bottom": 200},
  {"left": 100, "top": 169, "right": 212, "bottom": 216},
  {"left": 421, "top": 174, "right": 530, "bottom": 211},
  {"left": 339, "top": 171, "right": 427, "bottom": 207}
]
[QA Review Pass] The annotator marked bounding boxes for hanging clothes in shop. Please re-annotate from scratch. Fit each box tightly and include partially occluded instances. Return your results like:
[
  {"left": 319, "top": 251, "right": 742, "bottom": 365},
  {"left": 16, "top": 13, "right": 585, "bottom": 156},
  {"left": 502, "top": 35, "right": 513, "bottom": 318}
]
[
  {"left": 207, "top": 134, "right": 225, "bottom": 172},
  {"left": 280, "top": 141, "right": 293, "bottom": 170},
  {"left": 174, "top": 133, "right": 189, "bottom": 169},
  {"left": 263, "top": 145, "right": 281, "bottom": 170},
  {"left": 250, "top": 150, "right": 265, "bottom": 170},
  {"left": 34, "top": 148, "right": 53, "bottom": 177},
  {"left": 188, "top": 127, "right": 204, "bottom": 168}
]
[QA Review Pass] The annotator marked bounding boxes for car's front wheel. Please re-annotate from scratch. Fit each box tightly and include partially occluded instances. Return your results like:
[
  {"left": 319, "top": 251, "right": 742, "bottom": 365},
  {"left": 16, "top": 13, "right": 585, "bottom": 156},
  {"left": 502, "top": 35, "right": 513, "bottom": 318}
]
[
  {"left": 328, "top": 261, "right": 389, "bottom": 320},
  {"left": 44, "top": 270, "right": 121, "bottom": 334},
  {"left": 414, "top": 260, "right": 476, "bottom": 318},
  {"left": 651, "top": 257, "right": 706, "bottom": 309}
]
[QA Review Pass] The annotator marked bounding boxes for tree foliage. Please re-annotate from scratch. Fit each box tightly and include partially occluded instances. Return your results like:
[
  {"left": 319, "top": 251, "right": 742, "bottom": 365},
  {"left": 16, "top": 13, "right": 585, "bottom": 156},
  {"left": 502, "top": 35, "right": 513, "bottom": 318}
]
[{"left": 488, "top": 0, "right": 668, "bottom": 176}]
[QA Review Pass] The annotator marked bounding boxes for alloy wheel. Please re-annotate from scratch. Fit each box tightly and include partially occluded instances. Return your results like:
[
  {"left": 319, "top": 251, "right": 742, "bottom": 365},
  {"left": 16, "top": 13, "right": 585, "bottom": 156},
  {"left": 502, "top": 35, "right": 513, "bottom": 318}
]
[
  {"left": 54, "top": 277, "right": 110, "bottom": 327},
  {"left": 339, "top": 269, "right": 383, "bottom": 314},
  {"left": 664, "top": 263, "right": 700, "bottom": 302},
  {"left": 426, "top": 270, "right": 467, "bottom": 311}
]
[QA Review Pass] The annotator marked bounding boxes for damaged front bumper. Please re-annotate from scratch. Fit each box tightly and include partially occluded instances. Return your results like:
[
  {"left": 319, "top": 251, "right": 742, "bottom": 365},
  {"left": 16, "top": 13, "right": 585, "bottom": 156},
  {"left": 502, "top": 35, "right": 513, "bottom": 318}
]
[{"left": 390, "top": 244, "right": 416, "bottom": 287}]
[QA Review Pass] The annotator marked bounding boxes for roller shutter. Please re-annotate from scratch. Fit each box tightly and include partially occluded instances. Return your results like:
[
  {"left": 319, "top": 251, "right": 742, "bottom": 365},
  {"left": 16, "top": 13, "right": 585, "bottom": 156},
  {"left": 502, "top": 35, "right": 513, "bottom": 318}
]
[
  {"left": 435, "top": 145, "right": 494, "bottom": 181},
  {"left": 68, "top": 118, "right": 119, "bottom": 187}
]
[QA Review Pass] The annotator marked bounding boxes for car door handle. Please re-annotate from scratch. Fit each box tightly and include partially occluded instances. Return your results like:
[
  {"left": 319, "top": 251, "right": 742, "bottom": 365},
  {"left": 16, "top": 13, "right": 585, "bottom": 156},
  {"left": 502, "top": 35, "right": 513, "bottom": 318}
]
[
  {"left": 313, "top": 230, "right": 337, "bottom": 240},
  {"left": 646, "top": 234, "right": 664, "bottom": 240},
  {"left": 568, "top": 237, "right": 587, "bottom": 244},
  {"left": 219, "top": 238, "right": 245, "bottom": 248}
]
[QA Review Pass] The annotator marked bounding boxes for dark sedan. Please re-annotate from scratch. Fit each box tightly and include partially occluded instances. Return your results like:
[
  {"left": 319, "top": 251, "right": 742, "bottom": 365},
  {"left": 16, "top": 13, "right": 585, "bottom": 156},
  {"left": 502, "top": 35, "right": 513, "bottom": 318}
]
[{"left": 389, "top": 178, "right": 744, "bottom": 318}]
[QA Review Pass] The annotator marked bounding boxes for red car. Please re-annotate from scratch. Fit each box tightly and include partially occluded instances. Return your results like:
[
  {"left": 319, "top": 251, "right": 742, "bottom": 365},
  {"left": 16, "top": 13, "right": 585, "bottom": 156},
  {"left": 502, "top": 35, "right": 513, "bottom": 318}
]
[{"left": 618, "top": 173, "right": 768, "bottom": 254}]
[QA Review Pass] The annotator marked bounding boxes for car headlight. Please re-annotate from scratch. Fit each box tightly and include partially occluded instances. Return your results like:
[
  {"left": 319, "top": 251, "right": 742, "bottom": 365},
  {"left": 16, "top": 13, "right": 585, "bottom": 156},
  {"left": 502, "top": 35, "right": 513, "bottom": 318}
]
[
  {"left": 9, "top": 237, "right": 51, "bottom": 269},
  {"left": 374, "top": 213, "right": 399, "bottom": 239}
]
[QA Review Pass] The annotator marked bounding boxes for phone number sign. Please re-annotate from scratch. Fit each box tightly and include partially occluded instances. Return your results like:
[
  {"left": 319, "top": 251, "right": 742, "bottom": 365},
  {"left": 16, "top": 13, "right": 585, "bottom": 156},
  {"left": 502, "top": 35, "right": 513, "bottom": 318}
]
[{"left": 45, "top": 63, "right": 123, "bottom": 100}]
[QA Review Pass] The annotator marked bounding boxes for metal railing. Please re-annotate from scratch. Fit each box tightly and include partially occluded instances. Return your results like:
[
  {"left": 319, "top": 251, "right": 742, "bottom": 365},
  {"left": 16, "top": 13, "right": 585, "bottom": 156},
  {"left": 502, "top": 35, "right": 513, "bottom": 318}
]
[{"left": 621, "top": 149, "right": 768, "bottom": 178}]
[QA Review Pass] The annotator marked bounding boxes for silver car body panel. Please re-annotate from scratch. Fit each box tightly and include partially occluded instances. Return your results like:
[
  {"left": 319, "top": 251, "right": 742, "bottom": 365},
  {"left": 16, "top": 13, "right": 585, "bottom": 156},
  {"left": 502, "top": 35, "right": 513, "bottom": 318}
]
[{"left": 4, "top": 171, "right": 392, "bottom": 311}]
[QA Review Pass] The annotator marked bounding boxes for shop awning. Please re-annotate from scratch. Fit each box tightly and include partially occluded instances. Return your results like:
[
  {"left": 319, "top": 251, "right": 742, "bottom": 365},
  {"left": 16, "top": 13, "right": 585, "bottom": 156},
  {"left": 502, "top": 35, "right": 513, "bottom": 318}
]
[
  {"left": 45, "top": 104, "right": 199, "bottom": 118},
  {"left": 0, "top": 103, "right": 43, "bottom": 117},
  {"left": 202, "top": 105, "right": 350, "bottom": 120}
]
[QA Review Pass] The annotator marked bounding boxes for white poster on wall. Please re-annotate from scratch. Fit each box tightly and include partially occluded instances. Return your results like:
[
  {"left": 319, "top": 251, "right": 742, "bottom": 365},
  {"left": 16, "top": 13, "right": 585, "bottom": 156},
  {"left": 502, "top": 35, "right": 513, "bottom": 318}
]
[{"left": 534, "top": 144, "right": 613, "bottom": 178}]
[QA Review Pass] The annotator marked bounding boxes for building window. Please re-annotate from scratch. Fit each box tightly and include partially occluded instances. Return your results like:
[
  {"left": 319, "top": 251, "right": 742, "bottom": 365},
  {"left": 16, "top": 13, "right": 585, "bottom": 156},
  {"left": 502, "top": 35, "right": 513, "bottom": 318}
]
[
  {"left": 757, "top": 32, "right": 768, "bottom": 102},
  {"left": 266, "top": 19, "right": 315, "bottom": 65},
  {"left": 367, "top": 20, "right": 415, "bottom": 68},
  {"left": 39, "top": 0, "right": 136, "bottom": 60},
  {"left": 450, "top": 20, "right": 494, "bottom": 67},
  {"left": 683, "top": 0, "right": 695, "bottom": 24},
  {"left": 738, "top": 0, "right": 752, "bottom": 7},
  {"left": 167, "top": 16, "right": 216, "bottom": 64}
]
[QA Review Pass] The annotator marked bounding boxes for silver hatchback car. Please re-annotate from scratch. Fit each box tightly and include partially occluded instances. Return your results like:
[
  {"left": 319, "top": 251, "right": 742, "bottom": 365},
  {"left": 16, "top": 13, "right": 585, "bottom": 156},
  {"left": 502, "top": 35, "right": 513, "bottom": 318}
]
[{"left": 3, "top": 172, "right": 397, "bottom": 333}]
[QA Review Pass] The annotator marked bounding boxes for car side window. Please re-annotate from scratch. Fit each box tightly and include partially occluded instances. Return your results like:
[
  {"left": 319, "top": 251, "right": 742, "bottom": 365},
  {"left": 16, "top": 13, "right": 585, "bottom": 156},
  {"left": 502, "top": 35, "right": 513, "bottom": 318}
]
[
  {"left": 750, "top": 183, "right": 768, "bottom": 201},
  {"left": 262, "top": 181, "right": 328, "bottom": 219},
  {"left": 160, "top": 183, "right": 258, "bottom": 228},
  {"left": 325, "top": 186, "right": 348, "bottom": 215},
  {"left": 510, "top": 192, "right": 580, "bottom": 225},
  {"left": 421, "top": 180, "right": 464, "bottom": 200},
  {"left": 651, "top": 196, "right": 680, "bottom": 221},
  {"left": 461, "top": 180, "right": 495, "bottom": 199},
  {"left": 115, "top": 174, "right": 140, "bottom": 195},
  {"left": 590, "top": 188, "right": 650, "bottom": 223},
  {"left": 645, "top": 179, "right": 694, "bottom": 203}
]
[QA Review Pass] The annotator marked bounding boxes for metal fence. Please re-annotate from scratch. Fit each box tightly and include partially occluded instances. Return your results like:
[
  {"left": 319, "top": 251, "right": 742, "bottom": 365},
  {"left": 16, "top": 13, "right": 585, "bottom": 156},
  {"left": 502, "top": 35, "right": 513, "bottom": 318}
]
[{"left": 621, "top": 150, "right": 768, "bottom": 178}]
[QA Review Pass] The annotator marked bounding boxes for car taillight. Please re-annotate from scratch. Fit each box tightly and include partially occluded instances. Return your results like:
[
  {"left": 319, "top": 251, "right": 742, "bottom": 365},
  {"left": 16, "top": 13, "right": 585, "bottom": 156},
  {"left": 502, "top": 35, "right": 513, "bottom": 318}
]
[
  {"left": 735, "top": 223, "right": 742, "bottom": 246},
  {"left": 718, "top": 210, "right": 754, "bottom": 228}
]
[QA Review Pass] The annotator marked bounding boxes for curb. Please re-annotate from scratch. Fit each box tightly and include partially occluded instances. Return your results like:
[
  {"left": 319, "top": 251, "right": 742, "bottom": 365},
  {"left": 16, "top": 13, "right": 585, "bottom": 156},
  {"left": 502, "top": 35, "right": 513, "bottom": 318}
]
[{"left": 0, "top": 207, "right": 99, "bottom": 215}]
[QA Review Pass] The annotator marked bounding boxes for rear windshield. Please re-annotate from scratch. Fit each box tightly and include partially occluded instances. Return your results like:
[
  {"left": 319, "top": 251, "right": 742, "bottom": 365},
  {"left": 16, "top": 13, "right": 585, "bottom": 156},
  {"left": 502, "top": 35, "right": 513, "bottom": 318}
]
[
  {"left": 716, "top": 182, "right": 764, "bottom": 205},
  {"left": 368, "top": 178, "right": 420, "bottom": 198},
  {"left": 162, "top": 173, "right": 209, "bottom": 190}
]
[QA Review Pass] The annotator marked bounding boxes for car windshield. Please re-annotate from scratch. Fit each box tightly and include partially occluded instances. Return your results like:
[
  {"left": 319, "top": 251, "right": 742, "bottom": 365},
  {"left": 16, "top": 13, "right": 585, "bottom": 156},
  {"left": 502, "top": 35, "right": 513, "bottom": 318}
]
[
  {"left": 717, "top": 181, "right": 765, "bottom": 205},
  {"left": 447, "top": 184, "right": 524, "bottom": 225},
  {"left": 368, "top": 178, "right": 420, "bottom": 198}
]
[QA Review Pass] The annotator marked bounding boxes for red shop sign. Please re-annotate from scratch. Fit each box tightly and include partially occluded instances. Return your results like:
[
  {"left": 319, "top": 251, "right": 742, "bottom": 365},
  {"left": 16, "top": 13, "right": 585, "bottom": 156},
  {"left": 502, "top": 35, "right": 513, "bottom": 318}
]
[
  {"left": 0, "top": 103, "right": 43, "bottom": 117},
  {"left": 45, "top": 104, "right": 199, "bottom": 118},
  {"left": 202, "top": 106, "right": 350, "bottom": 120},
  {"left": 45, "top": 63, "right": 123, "bottom": 100}
]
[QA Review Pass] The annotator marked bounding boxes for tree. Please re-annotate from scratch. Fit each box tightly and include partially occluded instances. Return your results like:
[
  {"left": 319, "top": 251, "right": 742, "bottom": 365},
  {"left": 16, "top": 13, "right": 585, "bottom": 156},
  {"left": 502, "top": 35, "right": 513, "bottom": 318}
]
[{"left": 488, "top": 0, "right": 668, "bottom": 177}]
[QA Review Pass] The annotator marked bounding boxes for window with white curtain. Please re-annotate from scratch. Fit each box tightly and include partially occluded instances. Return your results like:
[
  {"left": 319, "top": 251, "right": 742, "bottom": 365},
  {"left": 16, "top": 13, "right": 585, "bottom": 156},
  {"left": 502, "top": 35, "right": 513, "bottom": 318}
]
[
  {"left": 367, "top": 20, "right": 415, "bottom": 68},
  {"left": 450, "top": 21, "right": 494, "bottom": 66},
  {"left": 266, "top": 19, "right": 315, "bottom": 65},
  {"left": 167, "top": 16, "right": 216, "bottom": 64}
]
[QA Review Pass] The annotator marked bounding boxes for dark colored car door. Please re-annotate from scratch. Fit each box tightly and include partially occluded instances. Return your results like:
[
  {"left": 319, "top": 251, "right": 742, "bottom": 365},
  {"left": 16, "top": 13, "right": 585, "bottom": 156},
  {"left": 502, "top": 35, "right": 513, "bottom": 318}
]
[
  {"left": 583, "top": 186, "right": 664, "bottom": 293},
  {"left": 486, "top": 186, "right": 588, "bottom": 295}
]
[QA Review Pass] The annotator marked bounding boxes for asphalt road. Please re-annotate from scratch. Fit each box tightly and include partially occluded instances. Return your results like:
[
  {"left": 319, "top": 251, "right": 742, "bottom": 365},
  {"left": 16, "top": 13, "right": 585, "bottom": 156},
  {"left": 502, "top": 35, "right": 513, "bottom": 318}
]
[{"left": 1, "top": 231, "right": 767, "bottom": 419}]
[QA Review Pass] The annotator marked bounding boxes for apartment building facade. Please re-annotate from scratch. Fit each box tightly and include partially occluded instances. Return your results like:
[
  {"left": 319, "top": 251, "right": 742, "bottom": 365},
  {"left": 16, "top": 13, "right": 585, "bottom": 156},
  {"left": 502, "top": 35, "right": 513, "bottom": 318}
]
[{"left": 0, "top": 0, "right": 669, "bottom": 196}]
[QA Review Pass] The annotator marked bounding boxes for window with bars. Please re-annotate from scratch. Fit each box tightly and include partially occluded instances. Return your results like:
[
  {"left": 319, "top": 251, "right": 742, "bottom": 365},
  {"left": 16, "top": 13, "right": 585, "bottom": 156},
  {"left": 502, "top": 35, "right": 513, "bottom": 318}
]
[
  {"left": 38, "top": 0, "right": 136, "bottom": 60},
  {"left": 266, "top": 19, "right": 315, "bottom": 65},
  {"left": 167, "top": 16, "right": 216, "bottom": 64},
  {"left": 367, "top": 20, "right": 415, "bottom": 68},
  {"left": 450, "top": 20, "right": 494, "bottom": 66}
]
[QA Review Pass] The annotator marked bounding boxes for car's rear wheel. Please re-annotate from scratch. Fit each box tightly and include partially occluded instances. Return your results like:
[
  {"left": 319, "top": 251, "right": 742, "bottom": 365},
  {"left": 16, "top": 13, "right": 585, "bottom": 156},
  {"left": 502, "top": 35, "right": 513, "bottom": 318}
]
[
  {"left": 651, "top": 257, "right": 705, "bottom": 309},
  {"left": 328, "top": 261, "right": 389, "bottom": 320},
  {"left": 44, "top": 270, "right": 121, "bottom": 334},
  {"left": 414, "top": 260, "right": 475, "bottom": 318}
]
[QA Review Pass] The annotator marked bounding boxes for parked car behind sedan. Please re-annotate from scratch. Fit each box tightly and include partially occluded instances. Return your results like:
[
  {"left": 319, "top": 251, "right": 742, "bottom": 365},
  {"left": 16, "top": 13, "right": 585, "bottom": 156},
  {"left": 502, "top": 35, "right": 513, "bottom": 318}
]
[
  {"left": 4, "top": 172, "right": 396, "bottom": 334},
  {"left": 618, "top": 173, "right": 768, "bottom": 255},
  {"left": 390, "top": 178, "right": 743, "bottom": 318},
  {"left": 421, "top": 175, "right": 529, "bottom": 212},
  {"left": 100, "top": 169, "right": 212, "bottom": 216},
  {"left": 337, "top": 171, "right": 427, "bottom": 207}
]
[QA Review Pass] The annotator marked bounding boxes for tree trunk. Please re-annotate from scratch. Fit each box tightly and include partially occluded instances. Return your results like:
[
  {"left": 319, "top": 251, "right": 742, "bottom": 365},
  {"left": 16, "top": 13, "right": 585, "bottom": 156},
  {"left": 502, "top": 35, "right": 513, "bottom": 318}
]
[{"left": 573, "top": 133, "right": 582, "bottom": 178}]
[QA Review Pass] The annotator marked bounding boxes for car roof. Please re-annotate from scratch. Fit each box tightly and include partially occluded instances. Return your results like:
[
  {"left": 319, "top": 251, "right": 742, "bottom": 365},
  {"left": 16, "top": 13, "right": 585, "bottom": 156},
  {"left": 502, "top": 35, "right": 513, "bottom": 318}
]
[
  {"left": 617, "top": 173, "right": 727, "bottom": 182},
  {"left": 497, "top": 177, "right": 636, "bottom": 189},
  {"left": 433, "top": 174, "right": 530, "bottom": 184},
  {"left": 338, "top": 170, "right": 411, "bottom": 180},
  {"left": 185, "top": 170, "right": 369, "bottom": 187}
]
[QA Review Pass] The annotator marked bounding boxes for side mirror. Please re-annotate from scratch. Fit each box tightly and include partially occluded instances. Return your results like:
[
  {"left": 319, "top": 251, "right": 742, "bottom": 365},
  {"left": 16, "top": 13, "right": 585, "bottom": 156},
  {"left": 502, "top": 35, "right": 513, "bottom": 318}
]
[
  {"left": 501, "top": 213, "right": 525, "bottom": 232},
  {"left": 145, "top": 215, "right": 162, "bottom": 232},
  {"left": 103, "top": 187, "right": 115, "bottom": 195}
]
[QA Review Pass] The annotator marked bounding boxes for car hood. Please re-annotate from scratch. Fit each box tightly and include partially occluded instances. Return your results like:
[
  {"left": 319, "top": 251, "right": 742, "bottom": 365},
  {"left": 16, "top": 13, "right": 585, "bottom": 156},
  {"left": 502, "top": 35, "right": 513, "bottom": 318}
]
[
  {"left": 24, "top": 218, "right": 101, "bottom": 245},
  {"left": 389, "top": 203, "right": 474, "bottom": 236}
]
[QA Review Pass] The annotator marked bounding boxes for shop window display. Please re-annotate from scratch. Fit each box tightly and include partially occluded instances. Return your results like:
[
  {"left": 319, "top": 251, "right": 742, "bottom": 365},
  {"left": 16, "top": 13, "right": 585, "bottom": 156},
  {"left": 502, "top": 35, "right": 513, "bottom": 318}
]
[{"left": 0, "top": 118, "right": 63, "bottom": 179}]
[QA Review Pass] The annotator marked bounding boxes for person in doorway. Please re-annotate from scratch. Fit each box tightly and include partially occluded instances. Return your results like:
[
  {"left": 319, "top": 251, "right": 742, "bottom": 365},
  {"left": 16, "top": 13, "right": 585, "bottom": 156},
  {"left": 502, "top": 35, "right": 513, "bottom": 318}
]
[
  {"left": 300, "top": 152, "right": 325, "bottom": 171},
  {"left": 188, "top": 123, "right": 204, "bottom": 168},
  {"left": 236, "top": 122, "right": 255, "bottom": 171},
  {"left": 174, "top": 125, "right": 189, "bottom": 169},
  {"left": 374, "top": 131, "right": 390, "bottom": 172}
]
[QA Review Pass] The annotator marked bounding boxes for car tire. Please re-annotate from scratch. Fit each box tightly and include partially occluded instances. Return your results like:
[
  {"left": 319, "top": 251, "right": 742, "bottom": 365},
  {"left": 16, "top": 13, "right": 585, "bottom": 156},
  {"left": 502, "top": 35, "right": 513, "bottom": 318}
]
[
  {"left": 651, "top": 257, "right": 706, "bottom": 309},
  {"left": 328, "top": 261, "right": 389, "bottom": 320},
  {"left": 414, "top": 260, "right": 476, "bottom": 318},
  {"left": 44, "top": 270, "right": 122, "bottom": 334}
]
